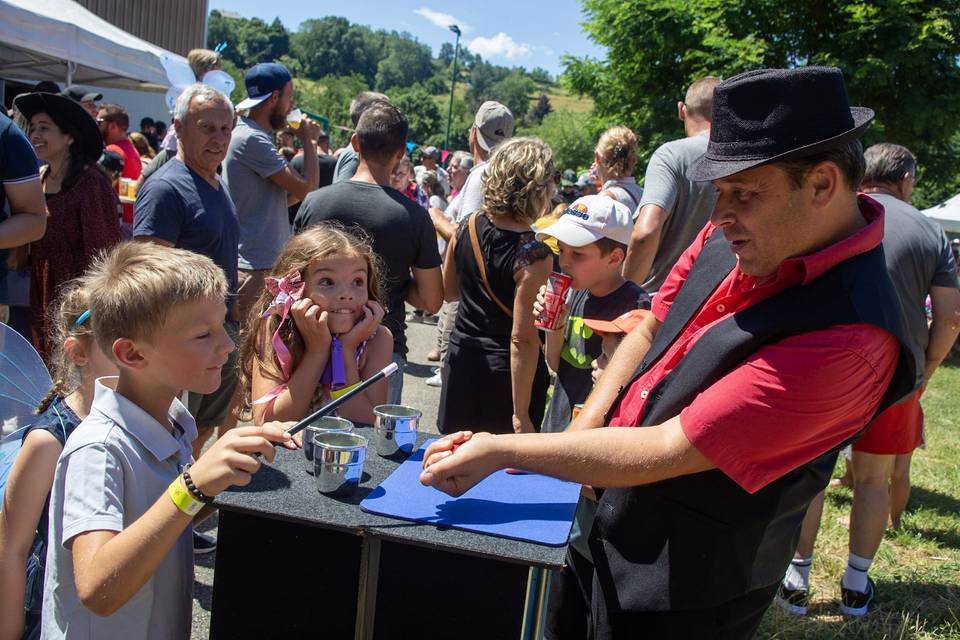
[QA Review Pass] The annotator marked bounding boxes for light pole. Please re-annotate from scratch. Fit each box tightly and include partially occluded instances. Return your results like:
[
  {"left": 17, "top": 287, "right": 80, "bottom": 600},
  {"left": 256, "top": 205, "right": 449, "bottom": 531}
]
[{"left": 444, "top": 24, "right": 461, "bottom": 152}]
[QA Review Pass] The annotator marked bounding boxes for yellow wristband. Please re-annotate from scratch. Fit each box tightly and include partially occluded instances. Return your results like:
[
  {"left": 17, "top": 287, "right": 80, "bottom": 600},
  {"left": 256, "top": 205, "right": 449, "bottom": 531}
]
[
  {"left": 330, "top": 380, "right": 362, "bottom": 400},
  {"left": 168, "top": 475, "right": 204, "bottom": 517}
]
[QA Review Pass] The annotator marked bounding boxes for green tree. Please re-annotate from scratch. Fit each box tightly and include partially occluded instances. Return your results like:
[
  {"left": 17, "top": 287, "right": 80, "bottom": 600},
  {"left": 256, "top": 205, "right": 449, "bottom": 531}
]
[
  {"left": 490, "top": 72, "right": 536, "bottom": 122},
  {"left": 565, "top": 0, "right": 960, "bottom": 206},
  {"left": 391, "top": 84, "right": 444, "bottom": 144},
  {"left": 529, "top": 94, "right": 553, "bottom": 125},
  {"left": 524, "top": 111, "right": 597, "bottom": 173},
  {"left": 291, "top": 17, "right": 380, "bottom": 84},
  {"left": 374, "top": 37, "right": 434, "bottom": 91},
  {"left": 529, "top": 67, "right": 554, "bottom": 85},
  {"left": 293, "top": 74, "right": 369, "bottom": 148}
]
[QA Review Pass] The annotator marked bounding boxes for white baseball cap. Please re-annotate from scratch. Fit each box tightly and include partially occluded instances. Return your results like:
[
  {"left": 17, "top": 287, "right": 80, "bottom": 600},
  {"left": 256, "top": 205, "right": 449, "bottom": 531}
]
[{"left": 536, "top": 195, "right": 633, "bottom": 247}]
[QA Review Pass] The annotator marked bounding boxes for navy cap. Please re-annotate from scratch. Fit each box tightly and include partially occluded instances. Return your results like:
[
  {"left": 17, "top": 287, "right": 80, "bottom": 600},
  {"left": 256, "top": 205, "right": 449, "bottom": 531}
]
[{"left": 236, "top": 63, "right": 292, "bottom": 110}]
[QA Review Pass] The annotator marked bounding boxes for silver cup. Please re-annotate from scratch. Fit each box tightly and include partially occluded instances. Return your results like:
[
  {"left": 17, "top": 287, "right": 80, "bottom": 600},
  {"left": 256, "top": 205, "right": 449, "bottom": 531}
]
[
  {"left": 303, "top": 417, "right": 355, "bottom": 474},
  {"left": 313, "top": 432, "right": 368, "bottom": 495},
  {"left": 373, "top": 404, "right": 421, "bottom": 457}
]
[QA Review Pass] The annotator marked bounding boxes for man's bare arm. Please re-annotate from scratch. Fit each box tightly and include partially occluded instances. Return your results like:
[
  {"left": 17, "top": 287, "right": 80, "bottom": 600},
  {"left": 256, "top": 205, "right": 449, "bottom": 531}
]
[
  {"left": 623, "top": 203, "right": 667, "bottom": 285},
  {"left": 567, "top": 312, "right": 661, "bottom": 431},
  {"left": 0, "top": 179, "right": 46, "bottom": 248},
  {"left": 925, "top": 285, "right": 960, "bottom": 382}
]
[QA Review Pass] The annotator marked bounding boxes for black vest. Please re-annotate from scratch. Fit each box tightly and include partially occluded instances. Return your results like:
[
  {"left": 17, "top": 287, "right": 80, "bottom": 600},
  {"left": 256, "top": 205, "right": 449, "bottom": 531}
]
[{"left": 590, "top": 231, "right": 919, "bottom": 612}]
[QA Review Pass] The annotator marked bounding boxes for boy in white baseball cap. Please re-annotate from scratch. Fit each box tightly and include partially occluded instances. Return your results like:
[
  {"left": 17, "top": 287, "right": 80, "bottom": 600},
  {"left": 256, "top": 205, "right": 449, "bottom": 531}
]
[{"left": 533, "top": 195, "right": 649, "bottom": 433}]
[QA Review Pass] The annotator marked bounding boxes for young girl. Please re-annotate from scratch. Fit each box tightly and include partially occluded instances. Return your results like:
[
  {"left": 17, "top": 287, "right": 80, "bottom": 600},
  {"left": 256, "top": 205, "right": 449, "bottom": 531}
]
[
  {"left": 0, "top": 280, "right": 118, "bottom": 640},
  {"left": 240, "top": 224, "right": 393, "bottom": 429}
]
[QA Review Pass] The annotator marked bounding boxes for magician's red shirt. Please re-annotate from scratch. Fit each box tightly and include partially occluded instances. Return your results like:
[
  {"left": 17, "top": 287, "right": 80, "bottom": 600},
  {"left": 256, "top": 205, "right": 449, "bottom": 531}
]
[{"left": 610, "top": 194, "right": 900, "bottom": 493}]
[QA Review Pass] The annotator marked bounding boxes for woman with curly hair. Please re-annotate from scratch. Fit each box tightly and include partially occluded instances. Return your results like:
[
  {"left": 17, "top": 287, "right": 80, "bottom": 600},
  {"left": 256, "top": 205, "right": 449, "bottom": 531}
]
[{"left": 439, "top": 137, "right": 556, "bottom": 434}]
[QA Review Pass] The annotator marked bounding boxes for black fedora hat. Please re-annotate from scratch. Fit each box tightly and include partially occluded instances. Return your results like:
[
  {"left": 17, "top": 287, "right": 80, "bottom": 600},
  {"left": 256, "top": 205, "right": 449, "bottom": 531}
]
[
  {"left": 13, "top": 92, "right": 103, "bottom": 163},
  {"left": 688, "top": 66, "right": 873, "bottom": 182}
]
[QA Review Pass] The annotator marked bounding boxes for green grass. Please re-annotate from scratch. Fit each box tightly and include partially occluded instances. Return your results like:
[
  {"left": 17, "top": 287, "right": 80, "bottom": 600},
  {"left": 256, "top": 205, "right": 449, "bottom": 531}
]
[{"left": 756, "top": 361, "right": 960, "bottom": 639}]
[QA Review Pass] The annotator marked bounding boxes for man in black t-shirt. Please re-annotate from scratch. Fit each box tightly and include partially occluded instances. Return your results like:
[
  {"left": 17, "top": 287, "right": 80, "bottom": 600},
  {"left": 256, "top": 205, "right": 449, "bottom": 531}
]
[
  {"left": 294, "top": 101, "right": 443, "bottom": 404},
  {"left": 287, "top": 149, "right": 337, "bottom": 224}
]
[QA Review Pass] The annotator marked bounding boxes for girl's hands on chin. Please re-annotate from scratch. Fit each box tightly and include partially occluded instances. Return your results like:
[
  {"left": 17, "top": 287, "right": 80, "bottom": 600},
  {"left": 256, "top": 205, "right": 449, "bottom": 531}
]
[
  {"left": 290, "top": 298, "right": 332, "bottom": 354},
  {"left": 341, "top": 300, "right": 385, "bottom": 349}
]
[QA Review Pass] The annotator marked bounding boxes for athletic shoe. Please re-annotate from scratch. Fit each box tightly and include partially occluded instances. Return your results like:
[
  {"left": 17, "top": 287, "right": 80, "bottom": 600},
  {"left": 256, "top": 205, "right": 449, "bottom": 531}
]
[
  {"left": 421, "top": 314, "right": 440, "bottom": 325},
  {"left": 425, "top": 368, "right": 442, "bottom": 387},
  {"left": 193, "top": 531, "right": 217, "bottom": 555},
  {"left": 774, "top": 582, "right": 809, "bottom": 616},
  {"left": 840, "top": 576, "right": 875, "bottom": 617}
]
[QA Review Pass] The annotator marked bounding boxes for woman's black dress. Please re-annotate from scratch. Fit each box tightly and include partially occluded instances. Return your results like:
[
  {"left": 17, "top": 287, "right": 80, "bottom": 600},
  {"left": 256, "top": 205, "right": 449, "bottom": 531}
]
[{"left": 438, "top": 212, "right": 553, "bottom": 434}]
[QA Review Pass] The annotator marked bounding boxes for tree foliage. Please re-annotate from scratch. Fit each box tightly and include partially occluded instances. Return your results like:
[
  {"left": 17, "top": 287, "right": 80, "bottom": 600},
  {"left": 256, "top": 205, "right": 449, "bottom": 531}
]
[
  {"left": 523, "top": 111, "right": 597, "bottom": 173},
  {"left": 565, "top": 0, "right": 960, "bottom": 206}
]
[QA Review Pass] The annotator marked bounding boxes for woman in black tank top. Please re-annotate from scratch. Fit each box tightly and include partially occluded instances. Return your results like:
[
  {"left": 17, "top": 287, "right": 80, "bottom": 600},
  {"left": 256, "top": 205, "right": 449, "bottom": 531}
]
[{"left": 439, "top": 138, "right": 557, "bottom": 434}]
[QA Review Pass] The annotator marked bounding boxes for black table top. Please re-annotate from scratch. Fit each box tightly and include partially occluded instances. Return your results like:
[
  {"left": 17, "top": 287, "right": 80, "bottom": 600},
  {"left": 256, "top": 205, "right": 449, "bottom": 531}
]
[{"left": 214, "top": 425, "right": 569, "bottom": 569}]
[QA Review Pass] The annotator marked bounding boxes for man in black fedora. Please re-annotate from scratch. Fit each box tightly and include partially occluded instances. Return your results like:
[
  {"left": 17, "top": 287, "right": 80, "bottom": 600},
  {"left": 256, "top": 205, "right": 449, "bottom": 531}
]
[{"left": 419, "top": 66, "right": 920, "bottom": 638}]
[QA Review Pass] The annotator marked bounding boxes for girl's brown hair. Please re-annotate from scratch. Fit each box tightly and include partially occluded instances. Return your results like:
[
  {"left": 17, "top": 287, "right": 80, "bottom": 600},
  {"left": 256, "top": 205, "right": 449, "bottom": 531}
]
[
  {"left": 238, "top": 223, "right": 385, "bottom": 412},
  {"left": 36, "top": 279, "right": 92, "bottom": 414}
]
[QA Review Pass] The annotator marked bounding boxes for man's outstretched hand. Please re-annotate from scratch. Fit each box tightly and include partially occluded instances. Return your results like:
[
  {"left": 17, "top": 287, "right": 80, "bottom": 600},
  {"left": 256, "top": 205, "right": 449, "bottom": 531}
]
[{"left": 419, "top": 431, "right": 505, "bottom": 497}]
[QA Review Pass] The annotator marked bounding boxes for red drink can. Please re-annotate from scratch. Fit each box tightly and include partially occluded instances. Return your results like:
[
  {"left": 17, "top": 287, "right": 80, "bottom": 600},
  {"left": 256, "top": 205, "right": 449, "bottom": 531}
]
[{"left": 535, "top": 272, "right": 573, "bottom": 330}]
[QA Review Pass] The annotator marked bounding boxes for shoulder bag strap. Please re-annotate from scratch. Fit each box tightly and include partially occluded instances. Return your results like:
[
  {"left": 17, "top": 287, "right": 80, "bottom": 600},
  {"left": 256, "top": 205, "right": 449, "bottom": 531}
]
[{"left": 467, "top": 213, "right": 514, "bottom": 318}]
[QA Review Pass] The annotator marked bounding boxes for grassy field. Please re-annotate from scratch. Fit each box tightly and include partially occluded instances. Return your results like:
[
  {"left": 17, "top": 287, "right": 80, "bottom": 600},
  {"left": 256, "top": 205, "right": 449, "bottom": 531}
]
[{"left": 756, "top": 361, "right": 960, "bottom": 639}]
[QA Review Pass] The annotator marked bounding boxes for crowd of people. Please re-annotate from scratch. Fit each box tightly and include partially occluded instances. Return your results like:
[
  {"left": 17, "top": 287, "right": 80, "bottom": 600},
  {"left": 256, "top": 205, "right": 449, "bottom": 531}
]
[{"left": 0, "top": 50, "right": 958, "bottom": 640}]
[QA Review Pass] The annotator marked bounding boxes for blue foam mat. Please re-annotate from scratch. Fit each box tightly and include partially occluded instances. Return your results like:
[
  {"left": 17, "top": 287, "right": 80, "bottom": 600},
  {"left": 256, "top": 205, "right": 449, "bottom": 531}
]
[{"left": 360, "top": 439, "right": 580, "bottom": 546}]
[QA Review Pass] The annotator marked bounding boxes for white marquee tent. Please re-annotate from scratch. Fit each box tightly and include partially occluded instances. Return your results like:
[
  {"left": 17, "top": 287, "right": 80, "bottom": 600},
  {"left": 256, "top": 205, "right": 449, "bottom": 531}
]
[
  {"left": 0, "top": 0, "right": 185, "bottom": 92},
  {"left": 923, "top": 193, "right": 960, "bottom": 234}
]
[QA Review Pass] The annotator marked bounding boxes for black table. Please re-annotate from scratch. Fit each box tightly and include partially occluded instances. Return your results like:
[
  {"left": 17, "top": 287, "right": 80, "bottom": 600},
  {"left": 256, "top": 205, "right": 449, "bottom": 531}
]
[{"left": 209, "top": 426, "right": 569, "bottom": 640}]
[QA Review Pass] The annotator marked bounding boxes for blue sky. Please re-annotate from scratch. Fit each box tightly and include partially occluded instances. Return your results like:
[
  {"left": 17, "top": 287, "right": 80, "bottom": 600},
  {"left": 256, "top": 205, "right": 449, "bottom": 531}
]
[{"left": 209, "top": 1, "right": 606, "bottom": 76}]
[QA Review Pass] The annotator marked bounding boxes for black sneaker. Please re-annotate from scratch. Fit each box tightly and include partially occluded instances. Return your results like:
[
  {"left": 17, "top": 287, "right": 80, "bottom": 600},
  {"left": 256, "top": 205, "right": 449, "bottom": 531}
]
[
  {"left": 193, "top": 531, "right": 217, "bottom": 555},
  {"left": 840, "top": 576, "right": 875, "bottom": 616},
  {"left": 774, "top": 582, "right": 809, "bottom": 616}
]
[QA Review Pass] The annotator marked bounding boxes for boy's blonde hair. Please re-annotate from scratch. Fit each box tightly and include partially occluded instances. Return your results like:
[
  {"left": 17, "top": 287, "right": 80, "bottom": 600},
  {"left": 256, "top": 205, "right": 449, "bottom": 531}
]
[
  {"left": 481, "top": 137, "right": 556, "bottom": 224},
  {"left": 85, "top": 242, "right": 227, "bottom": 357}
]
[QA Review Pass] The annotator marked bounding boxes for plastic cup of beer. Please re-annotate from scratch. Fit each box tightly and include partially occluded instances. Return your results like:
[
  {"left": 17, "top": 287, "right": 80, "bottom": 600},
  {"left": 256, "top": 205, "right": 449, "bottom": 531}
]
[{"left": 286, "top": 108, "right": 303, "bottom": 130}]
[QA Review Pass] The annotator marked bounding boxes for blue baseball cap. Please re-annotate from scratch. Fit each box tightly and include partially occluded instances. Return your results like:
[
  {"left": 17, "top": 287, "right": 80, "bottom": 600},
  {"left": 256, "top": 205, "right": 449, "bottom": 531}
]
[{"left": 236, "top": 62, "right": 292, "bottom": 110}]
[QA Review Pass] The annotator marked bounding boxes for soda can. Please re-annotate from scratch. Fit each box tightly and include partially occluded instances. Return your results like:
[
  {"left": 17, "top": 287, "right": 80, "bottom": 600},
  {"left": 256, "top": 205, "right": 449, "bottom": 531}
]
[{"left": 535, "top": 272, "right": 573, "bottom": 330}]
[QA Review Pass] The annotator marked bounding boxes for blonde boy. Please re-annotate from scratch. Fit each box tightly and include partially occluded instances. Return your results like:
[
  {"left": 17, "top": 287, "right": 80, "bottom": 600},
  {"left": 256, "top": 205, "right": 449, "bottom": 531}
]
[{"left": 42, "top": 243, "right": 293, "bottom": 639}]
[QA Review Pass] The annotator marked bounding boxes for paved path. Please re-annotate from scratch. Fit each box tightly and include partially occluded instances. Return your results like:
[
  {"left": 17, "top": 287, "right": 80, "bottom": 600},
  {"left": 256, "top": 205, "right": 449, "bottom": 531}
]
[{"left": 191, "top": 318, "right": 443, "bottom": 637}]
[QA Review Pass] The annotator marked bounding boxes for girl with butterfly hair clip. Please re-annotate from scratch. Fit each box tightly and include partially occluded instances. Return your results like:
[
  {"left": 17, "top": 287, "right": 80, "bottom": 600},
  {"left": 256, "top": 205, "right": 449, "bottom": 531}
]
[
  {"left": 0, "top": 279, "right": 117, "bottom": 640},
  {"left": 595, "top": 125, "right": 644, "bottom": 212},
  {"left": 239, "top": 223, "right": 393, "bottom": 438}
]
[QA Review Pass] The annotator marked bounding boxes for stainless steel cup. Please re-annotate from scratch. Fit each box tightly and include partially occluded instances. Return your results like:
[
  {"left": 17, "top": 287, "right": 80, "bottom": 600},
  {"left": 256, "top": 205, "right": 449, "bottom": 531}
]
[
  {"left": 303, "top": 417, "right": 355, "bottom": 474},
  {"left": 313, "top": 432, "right": 368, "bottom": 495},
  {"left": 373, "top": 404, "right": 421, "bottom": 457}
]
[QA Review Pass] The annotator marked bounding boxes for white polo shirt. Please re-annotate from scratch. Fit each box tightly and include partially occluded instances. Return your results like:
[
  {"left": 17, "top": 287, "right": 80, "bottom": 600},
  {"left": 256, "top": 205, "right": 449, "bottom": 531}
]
[{"left": 42, "top": 377, "right": 197, "bottom": 640}]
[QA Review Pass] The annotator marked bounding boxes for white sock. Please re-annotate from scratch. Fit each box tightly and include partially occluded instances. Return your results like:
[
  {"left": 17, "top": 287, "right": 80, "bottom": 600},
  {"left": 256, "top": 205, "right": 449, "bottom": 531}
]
[
  {"left": 783, "top": 556, "right": 812, "bottom": 591},
  {"left": 841, "top": 553, "right": 873, "bottom": 593}
]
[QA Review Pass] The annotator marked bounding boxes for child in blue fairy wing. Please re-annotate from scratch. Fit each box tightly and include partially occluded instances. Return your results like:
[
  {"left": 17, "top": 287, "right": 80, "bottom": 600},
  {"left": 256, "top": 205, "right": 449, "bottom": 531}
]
[
  {"left": 0, "top": 280, "right": 118, "bottom": 640},
  {"left": 241, "top": 223, "right": 393, "bottom": 431}
]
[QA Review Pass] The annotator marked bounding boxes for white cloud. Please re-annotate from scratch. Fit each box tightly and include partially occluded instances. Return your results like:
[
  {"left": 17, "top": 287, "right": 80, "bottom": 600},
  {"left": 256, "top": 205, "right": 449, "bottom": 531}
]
[
  {"left": 466, "top": 32, "right": 532, "bottom": 60},
  {"left": 414, "top": 8, "right": 472, "bottom": 33}
]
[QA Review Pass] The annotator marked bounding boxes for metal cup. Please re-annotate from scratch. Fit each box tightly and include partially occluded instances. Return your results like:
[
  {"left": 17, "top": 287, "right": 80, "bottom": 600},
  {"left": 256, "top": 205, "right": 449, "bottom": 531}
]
[
  {"left": 313, "top": 432, "right": 367, "bottom": 495},
  {"left": 373, "top": 404, "right": 421, "bottom": 458},
  {"left": 303, "top": 417, "right": 355, "bottom": 474}
]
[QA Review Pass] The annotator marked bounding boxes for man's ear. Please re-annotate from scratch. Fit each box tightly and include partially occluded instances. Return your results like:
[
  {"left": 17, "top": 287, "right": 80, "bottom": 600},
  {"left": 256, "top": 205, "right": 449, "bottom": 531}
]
[
  {"left": 677, "top": 101, "right": 687, "bottom": 122},
  {"left": 351, "top": 132, "right": 360, "bottom": 153},
  {"left": 63, "top": 336, "right": 89, "bottom": 368},
  {"left": 111, "top": 337, "right": 148, "bottom": 370},
  {"left": 173, "top": 118, "right": 183, "bottom": 139},
  {"left": 808, "top": 161, "right": 842, "bottom": 209}
]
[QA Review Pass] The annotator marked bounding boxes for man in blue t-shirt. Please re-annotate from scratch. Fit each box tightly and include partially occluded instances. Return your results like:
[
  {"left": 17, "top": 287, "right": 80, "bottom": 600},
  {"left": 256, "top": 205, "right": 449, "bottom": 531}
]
[{"left": 133, "top": 85, "right": 239, "bottom": 555}]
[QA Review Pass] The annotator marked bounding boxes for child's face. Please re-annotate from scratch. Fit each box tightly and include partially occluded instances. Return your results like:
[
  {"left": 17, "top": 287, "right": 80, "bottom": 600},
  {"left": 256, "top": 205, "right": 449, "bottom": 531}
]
[
  {"left": 137, "top": 296, "right": 234, "bottom": 395},
  {"left": 558, "top": 241, "right": 623, "bottom": 291},
  {"left": 591, "top": 332, "right": 625, "bottom": 385},
  {"left": 303, "top": 255, "right": 370, "bottom": 335}
]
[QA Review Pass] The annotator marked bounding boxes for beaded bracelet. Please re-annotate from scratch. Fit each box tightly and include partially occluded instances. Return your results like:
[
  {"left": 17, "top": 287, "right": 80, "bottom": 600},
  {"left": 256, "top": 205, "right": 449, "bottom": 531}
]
[{"left": 182, "top": 464, "right": 215, "bottom": 504}]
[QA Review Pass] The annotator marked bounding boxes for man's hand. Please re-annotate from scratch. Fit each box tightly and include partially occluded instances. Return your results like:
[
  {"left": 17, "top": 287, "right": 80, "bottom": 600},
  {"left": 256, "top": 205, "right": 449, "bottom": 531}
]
[
  {"left": 420, "top": 431, "right": 506, "bottom": 496},
  {"left": 290, "top": 298, "right": 332, "bottom": 354},
  {"left": 295, "top": 117, "right": 321, "bottom": 144},
  {"left": 190, "top": 423, "right": 294, "bottom": 497}
]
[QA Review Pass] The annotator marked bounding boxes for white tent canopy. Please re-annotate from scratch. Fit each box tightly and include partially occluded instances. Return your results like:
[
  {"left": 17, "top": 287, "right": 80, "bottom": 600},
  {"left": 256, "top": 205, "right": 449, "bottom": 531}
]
[
  {"left": 923, "top": 193, "right": 960, "bottom": 234},
  {"left": 0, "top": 0, "right": 186, "bottom": 92}
]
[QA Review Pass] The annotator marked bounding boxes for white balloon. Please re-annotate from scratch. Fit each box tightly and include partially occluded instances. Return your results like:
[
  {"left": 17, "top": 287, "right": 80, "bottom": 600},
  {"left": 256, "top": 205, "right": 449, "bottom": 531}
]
[
  {"left": 160, "top": 52, "right": 196, "bottom": 87},
  {"left": 202, "top": 70, "right": 235, "bottom": 96},
  {"left": 165, "top": 86, "right": 181, "bottom": 112}
]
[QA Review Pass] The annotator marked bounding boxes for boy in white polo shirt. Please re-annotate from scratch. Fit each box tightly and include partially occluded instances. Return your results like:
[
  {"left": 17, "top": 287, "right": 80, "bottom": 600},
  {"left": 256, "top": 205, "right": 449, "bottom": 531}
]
[{"left": 42, "top": 243, "right": 294, "bottom": 639}]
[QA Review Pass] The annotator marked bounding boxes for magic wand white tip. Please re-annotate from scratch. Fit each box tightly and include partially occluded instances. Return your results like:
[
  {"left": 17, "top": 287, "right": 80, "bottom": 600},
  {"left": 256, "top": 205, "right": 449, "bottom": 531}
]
[{"left": 382, "top": 362, "right": 400, "bottom": 377}]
